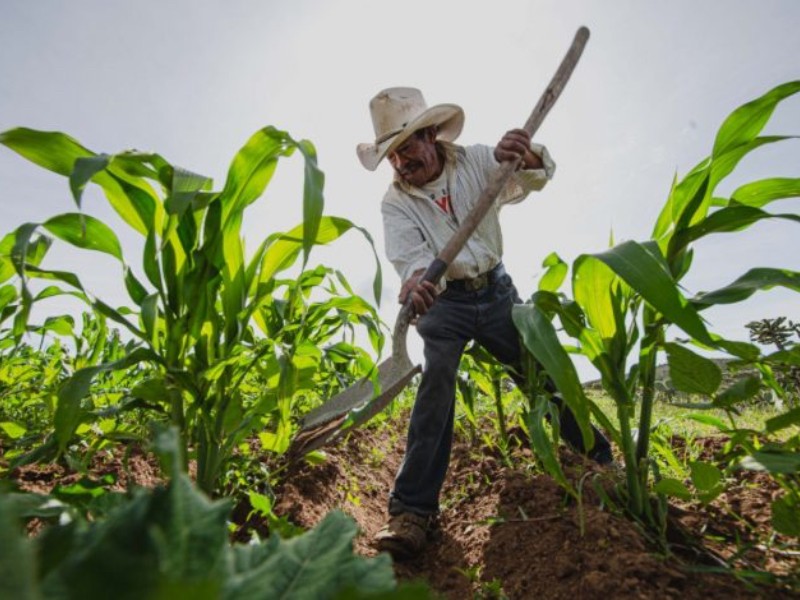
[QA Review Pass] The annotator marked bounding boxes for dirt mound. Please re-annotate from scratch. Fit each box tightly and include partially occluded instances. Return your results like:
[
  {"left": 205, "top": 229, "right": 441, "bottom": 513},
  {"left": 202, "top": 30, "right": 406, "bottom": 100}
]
[{"left": 275, "top": 418, "right": 798, "bottom": 599}]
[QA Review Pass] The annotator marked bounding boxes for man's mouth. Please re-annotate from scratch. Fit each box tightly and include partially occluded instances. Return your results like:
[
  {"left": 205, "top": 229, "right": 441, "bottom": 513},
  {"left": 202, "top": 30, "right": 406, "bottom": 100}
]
[{"left": 400, "top": 162, "right": 422, "bottom": 178}]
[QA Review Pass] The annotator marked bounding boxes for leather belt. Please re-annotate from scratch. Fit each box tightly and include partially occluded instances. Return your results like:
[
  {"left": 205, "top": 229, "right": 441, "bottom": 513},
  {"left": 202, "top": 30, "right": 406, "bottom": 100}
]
[{"left": 446, "top": 263, "right": 506, "bottom": 292}]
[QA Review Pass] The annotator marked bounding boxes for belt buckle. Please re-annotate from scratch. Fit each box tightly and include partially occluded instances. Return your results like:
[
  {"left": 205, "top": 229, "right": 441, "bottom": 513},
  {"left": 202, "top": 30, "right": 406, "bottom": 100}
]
[{"left": 465, "top": 272, "right": 489, "bottom": 291}]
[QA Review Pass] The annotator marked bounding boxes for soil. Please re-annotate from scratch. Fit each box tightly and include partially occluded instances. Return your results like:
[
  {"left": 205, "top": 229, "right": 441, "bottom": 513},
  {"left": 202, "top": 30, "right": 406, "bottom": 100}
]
[
  {"left": 8, "top": 414, "right": 800, "bottom": 599},
  {"left": 272, "top": 415, "right": 800, "bottom": 599}
]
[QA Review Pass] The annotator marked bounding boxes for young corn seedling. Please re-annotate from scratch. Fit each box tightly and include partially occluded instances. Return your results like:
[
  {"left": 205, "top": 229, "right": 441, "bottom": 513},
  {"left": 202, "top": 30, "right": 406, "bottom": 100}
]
[
  {"left": 0, "top": 126, "right": 383, "bottom": 494},
  {"left": 513, "top": 80, "right": 800, "bottom": 529}
]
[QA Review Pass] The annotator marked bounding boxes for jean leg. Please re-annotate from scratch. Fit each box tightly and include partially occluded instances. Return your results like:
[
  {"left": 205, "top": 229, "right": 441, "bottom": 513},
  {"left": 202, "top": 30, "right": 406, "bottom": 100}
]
[{"left": 389, "top": 298, "right": 471, "bottom": 516}]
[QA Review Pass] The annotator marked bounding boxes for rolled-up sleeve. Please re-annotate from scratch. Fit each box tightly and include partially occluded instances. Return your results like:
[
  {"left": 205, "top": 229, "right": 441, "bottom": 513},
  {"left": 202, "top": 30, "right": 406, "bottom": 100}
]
[{"left": 499, "top": 142, "right": 556, "bottom": 206}]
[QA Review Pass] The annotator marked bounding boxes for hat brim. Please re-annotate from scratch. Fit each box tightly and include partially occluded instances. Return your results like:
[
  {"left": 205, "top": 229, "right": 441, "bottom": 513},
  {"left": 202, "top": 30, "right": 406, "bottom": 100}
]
[{"left": 356, "top": 103, "right": 464, "bottom": 171}]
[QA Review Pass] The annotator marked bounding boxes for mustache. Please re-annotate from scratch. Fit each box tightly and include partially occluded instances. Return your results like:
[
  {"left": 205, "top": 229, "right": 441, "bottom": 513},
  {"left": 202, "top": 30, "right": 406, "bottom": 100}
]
[{"left": 399, "top": 161, "right": 422, "bottom": 177}]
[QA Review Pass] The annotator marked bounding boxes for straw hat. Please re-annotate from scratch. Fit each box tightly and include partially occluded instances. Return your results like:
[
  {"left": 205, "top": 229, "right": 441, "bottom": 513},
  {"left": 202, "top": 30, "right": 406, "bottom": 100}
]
[{"left": 356, "top": 87, "right": 464, "bottom": 171}]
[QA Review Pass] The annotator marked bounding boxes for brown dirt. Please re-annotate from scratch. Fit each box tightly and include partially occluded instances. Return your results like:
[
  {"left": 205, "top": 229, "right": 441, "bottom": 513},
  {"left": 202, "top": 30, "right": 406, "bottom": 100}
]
[
  {"left": 7, "top": 419, "right": 799, "bottom": 599},
  {"left": 274, "top": 417, "right": 800, "bottom": 599}
]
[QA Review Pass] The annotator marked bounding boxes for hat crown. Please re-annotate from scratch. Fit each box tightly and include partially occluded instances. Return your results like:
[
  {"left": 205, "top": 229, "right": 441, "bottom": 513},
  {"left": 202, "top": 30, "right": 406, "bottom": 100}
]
[{"left": 369, "top": 87, "right": 428, "bottom": 142}]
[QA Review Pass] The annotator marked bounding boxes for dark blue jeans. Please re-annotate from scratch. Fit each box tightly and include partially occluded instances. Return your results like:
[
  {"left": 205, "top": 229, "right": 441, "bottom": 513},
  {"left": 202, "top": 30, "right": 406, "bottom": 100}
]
[{"left": 388, "top": 266, "right": 612, "bottom": 516}]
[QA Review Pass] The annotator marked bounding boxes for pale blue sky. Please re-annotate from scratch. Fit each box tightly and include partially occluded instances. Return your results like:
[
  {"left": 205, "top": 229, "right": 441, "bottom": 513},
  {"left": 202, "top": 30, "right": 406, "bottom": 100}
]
[{"left": 1, "top": 1, "right": 798, "bottom": 378}]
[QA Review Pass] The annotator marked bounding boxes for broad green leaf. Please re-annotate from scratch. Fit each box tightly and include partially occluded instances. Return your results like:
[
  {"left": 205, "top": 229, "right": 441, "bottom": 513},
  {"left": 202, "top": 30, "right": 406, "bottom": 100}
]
[
  {"left": 589, "top": 240, "right": 713, "bottom": 345},
  {"left": 0, "top": 497, "right": 38, "bottom": 600},
  {"left": 678, "top": 205, "right": 800, "bottom": 248},
  {"left": 692, "top": 267, "right": 800, "bottom": 306},
  {"left": 731, "top": 177, "right": 800, "bottom": 208},
  {"left": 709, "top": 135, "right": 793, "bottom": 200},
  {"left": 54, "top": 348, "right": 158, "bottom": 455},
  {"left": 258, "top": 217, "right": 354, "bottom": 284},
  {"left": 712, "top": 80, "right": 800, "bottom": 157},
  {"left": 296, "top": 139, "right": 325, "bottom": 262},
  {"left": 765, "top": 408, "right": 800, "bottom": 434},
  {"left": 0, "top": 127, "right": 93, "bottom": 176},
  {"left": 740, "top": 451, "right": 800, "bottom": 474},
  {"left": 0, "top": 421, "right": 26, "bottom": 439},
  {"left": 42, "top": 315, "right": 75, "bottom": 337},
  {"left": 653, "top": 478, "right": 692, "bottom": 500},
  {"left": 714, "top": 375, "right": 761, "bottom": 408},
  {"left": 538, "top": 252, "right": 568, "bottom": 292},
  {"left": 225, "top": 510, "right": 397, "bottom": 599},
  {"left": 70, "top": 154, "right": 110, "bottom": 209},
  {"left": 164, "top": 166, "right": 213, "bottom": 217},
  {"left": 218, "top": 126, "right": 294, "bottom": 224},
  {"left": 766, "top": 346, "right": 800, "bottom": 367},
  {"left": 685, "top": 413, "right": 730, "bottom": 432},
  {"left": 664, "top": 343, "right": 722, "bottom": 396},
  {"left": 43, "top": 213, "right": 124, "bottom": 259},
  {"left": 772, "top": 495, "right": 800, "bottom": 537},
  {"left": 573, "top": 256, "right": 619, "bottom": 340},
  {"left": 524, "top": 398, "right": 575, "bottom": 496},
  {"left": 689, "top": 460, "right": 724, "bottom": 504},
  {"left": 512, "top": 303, "right": 593, "bottom": 449}
]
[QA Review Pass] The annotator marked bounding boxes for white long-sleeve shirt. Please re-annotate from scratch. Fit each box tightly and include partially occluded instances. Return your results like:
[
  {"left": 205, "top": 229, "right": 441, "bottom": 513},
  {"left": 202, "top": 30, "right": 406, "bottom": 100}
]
[{"left": 381, "top": 141, "right": 556, "bottom": 283}]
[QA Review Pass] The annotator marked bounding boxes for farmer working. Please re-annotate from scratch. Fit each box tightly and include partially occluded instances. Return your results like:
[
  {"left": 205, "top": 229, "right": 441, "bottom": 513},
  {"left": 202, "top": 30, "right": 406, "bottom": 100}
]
[{"left": 356, "top": 87, "right": 614, "bottom": 560}]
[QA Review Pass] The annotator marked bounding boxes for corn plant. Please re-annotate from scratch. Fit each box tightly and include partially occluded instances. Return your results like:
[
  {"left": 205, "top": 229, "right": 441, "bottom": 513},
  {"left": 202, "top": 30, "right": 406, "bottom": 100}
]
[
  {"left": 0, "top": 126, "right": 383, "bottom": 494},
  {"left": 512, "top": 80, "right": 800, "bottom": 527}
]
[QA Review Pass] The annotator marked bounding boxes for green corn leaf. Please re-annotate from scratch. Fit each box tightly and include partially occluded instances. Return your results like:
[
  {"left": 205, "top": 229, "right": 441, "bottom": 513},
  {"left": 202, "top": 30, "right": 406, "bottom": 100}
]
[
  {"left": 678, "top": 205, "right": 800, "bottom": 247},
  {"left": 258, "top": 217, "right": 354, "bottom": 284},
  {"left": 664, "top": 343, "right": 722, "bottom": 396},
  {"left": 573, "top": 255, "right": 620, "bottom": 341},
  {"left": 218, "top": 126, "right": 294, "bottom": 223},
  {"left": 731, "top": 177, "right": 800, "bottom": 208},
  {"left": 685, "top": 413, "right": 730, "bottom": 432},
  {"left": 523, "top": 399, "right": 575, "bottom": 497},
  {"left": 54, "top": 347, "right": 159, "bottom": 455},
  {"left": 42, "top": 315, "right": 75, "bottom": 337},
  {"left": 538, "top": 252, "right": 568, "bottom": 292},
  {"left": 589, "top": 240, "right": 713, "bottom": 345},
  {"left": 692, "top": 267, "right": 800, "bottom": 306},
  {"left": 296, "top": 139, "right": 325, "bottom": 263},
  {"left": 43, "top": 213, "right": 124, "bottom": 259},
  {"left": 0, "top": 127, "right": 93, "bottom": 176},
  {"left": 709, "top": 135, "right": 794, "bottom": 199},
  {"left": 143, "top": 229, "right": 163, "bottom": 291},
  {"left": 0, "top": 285, "right": 16, "bottom": 313},
  {"left": 712, "top": 80, "right": 800, "bottom": 158},
  {"left": 512, "top": 303, "right": 593, "bottom": 450},
  {"left": 70, "top": 154, "right": 111, "bottom": 210},
  {"left": 123, "top": 266, "right": 149, "bottom": 305}
]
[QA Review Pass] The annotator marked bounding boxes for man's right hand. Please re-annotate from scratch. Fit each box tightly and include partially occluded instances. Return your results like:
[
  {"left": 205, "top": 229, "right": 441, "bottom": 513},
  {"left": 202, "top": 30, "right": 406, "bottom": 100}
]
[{"left": 399, "top": 269, "right": 438, "bottom": 316}]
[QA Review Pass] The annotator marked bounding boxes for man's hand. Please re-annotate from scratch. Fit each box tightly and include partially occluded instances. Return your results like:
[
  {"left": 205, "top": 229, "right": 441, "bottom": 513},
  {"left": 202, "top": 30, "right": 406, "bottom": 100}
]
[
  {"left": 399, "top": 269, "right": 438, "bottom": 316},
  {"left": 494, "top": 128, "right": 543, "bottom": 170}
]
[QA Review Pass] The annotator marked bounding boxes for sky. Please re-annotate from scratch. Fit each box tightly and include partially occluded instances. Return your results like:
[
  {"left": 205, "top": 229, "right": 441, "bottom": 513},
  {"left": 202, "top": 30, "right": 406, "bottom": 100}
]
[{"left": 1, "top": 0, "right": 798, "bottom": 380}]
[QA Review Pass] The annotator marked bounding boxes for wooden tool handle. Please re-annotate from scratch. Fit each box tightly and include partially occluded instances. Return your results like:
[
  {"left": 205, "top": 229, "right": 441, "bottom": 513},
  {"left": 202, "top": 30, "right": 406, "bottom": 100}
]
[{"left": 421, "top": 26, "right": 591, "bottom": 285}]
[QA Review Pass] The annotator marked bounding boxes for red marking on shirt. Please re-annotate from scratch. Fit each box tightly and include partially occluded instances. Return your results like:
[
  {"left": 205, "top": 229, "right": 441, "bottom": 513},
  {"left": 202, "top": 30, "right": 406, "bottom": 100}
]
[{"left": 434, "top": 193, "right": 452, "bottom": 215}]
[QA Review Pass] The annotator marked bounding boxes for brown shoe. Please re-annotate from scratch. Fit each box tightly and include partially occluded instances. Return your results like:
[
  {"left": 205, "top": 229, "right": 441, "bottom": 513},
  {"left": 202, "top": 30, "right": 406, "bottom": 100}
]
[{"left": 375, "top": 512, "right": 434, "bottom": 560}]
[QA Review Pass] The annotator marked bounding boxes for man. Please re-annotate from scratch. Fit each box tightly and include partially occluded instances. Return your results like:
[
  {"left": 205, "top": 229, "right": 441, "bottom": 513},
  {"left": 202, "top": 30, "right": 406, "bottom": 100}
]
[{"left": 356, "top": 87, "right": 613, "bottom": 560}]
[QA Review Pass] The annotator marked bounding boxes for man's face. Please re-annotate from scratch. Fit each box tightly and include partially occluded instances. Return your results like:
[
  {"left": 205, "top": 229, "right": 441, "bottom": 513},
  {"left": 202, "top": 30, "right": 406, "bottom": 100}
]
[{"left": 387, "top": 127, "right": 442, "bottom": 187}]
